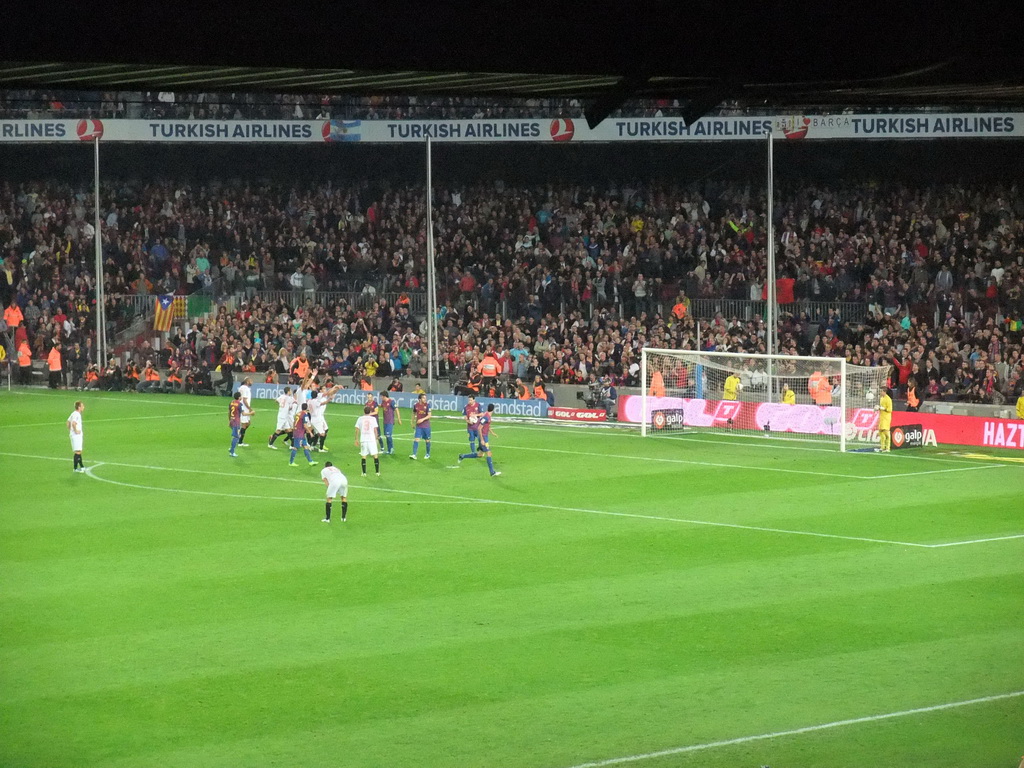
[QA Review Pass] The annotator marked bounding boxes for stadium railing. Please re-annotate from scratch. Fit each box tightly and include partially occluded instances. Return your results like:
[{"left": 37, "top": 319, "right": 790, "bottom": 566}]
[
  {"left": 253, "top": 290, "right": 426, "bottom": 314},
  {"left": 687, "top": 299, "right": 868, "bottom": 323}
]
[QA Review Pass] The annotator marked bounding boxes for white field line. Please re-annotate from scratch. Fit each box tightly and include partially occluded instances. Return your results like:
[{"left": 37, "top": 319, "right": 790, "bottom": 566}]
[
  {"left": 867, "top": 464, "right": 1006, "bottom": 479},
  {"left": 561, "top": 689, "right": 1024, "bottom": 768},
  {"left": 923, "top": 533, "right": 1024, "bottom": 547},
  {"left": 0, "top": 412, "right": 211, "bottom": 429},
  {"left": 426, "top": 437, "right": 1009, "bottom": 480},
  {"left": 4, "top": 451, "right": 1019, "bottom": 549},
  {"left": 505, "top": 422, "right": 1007, "bottom": 467},
  {"left": 80, "top": 463, "right": 471, "bottom": 504}
]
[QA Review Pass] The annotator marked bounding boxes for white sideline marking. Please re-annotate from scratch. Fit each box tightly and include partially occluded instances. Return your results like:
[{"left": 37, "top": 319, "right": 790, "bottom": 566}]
[
  {"left": 4, "top": 451, "right": 1019, "bottom": 549},
  {"left": 561, "top": 690, "right": 1024, "bottom": 768},
  {"left": 0, "top": 412, "right": 211, "bottom": 429}
]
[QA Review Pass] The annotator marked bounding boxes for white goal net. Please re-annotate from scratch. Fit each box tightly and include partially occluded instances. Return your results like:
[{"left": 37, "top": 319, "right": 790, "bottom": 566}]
[{"left": 638, "top": 348, "right": 889, "bottom": 451}]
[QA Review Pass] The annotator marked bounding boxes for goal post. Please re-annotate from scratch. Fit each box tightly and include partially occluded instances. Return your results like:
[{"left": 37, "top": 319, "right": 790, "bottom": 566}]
[{"left": 638, "top": 348, "right": 889, "bottom": 451}]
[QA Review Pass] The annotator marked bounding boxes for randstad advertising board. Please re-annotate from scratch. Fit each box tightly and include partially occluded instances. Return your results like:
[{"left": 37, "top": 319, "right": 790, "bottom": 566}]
[
  {"left": 2, "top": 114, "right": 1022, "bottom": 143},
  {"left": 250, "top": 383, "right": 549, "bottom": 418}
]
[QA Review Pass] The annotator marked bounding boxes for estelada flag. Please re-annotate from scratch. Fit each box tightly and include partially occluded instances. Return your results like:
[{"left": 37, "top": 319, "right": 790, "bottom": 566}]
[{"left": 153, "top": 294, "right": 175, "bottom": 332}]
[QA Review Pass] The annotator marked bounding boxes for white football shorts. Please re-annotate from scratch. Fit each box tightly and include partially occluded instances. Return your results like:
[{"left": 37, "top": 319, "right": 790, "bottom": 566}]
[
  {"left": 326, "top": 478, "right": 347, "bottom": 499},
  {"left": 359, "top": 437, "right": 378, "bottom": 457},
  {"left": 70, "top": 434, "right": 83, "bottom": 452}
]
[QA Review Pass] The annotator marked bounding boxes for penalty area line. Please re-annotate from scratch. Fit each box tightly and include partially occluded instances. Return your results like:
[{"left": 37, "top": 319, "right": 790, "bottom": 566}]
[{"left": 561, "top": 689, "right": 1024, "bottom": 768}]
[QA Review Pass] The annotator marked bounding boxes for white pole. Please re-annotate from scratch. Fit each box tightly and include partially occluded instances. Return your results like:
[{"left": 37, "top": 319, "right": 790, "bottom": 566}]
[
  {"left": 839, "top": 358, "right": 848, "bottom": 452},
  {"left": 425, "top": 137, "right": 436, "bottom": 393},
  {"left": 696, "top": 320, "right": 701, "bottom": 351},
  {"left": 765, "top": 130, "right": 776, "bottom": 401},
  {"left": 93, "top": 137, "right": 105, "bottom": 367},
  {"left": 640, "top": 347, "right": 648, "bottom": 437}
]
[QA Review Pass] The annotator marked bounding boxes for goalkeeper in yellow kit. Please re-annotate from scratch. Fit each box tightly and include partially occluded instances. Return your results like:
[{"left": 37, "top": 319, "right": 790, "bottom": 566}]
[
  {"left": 877, "top": 388, "right": 893, "bottom": 452},
  {"left": 723, "top": 373, "right": 742, "bottom": 401}
]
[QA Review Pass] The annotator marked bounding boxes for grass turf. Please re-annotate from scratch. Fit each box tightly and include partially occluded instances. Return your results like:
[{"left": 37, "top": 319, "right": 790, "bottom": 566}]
[{"left": 0, "top": 388, "right": 1022, "bottom": 768}]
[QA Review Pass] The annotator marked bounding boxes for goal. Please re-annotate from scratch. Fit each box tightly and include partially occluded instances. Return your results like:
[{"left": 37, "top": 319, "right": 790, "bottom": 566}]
[{"left": 638, "top": 348, "right": 890, "bottom": 451}]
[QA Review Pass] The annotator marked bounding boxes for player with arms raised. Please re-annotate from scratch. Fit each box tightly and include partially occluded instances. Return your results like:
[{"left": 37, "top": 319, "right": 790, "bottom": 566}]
[
  {"left": 354, "top": 405, "right": 381, "bottom": 476},
  {"left": 379, "top": 391, "right": 401, "bottom": 454},
  {"left": 409, "top": 393, "right": 431, "bottom": 460},
  {"left": 458, "top": 403, "right": 501, "bottom": 476},
  {"left": 320, "top": 461, "right": 348, "bottom": 523},
  {"left": 311, "top": 380, "right": 343, "bottom": 452},
  {"left": 463, "top": 393, "right": 481, "bottom": 454},
  {"left": 268, "top": 386, "right": 297, "bottom": 449}
]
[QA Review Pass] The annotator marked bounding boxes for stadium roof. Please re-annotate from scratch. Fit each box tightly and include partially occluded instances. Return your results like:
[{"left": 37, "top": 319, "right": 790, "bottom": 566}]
[{"left": 4, "top": 3, "right": 1023, "bottom": 114}]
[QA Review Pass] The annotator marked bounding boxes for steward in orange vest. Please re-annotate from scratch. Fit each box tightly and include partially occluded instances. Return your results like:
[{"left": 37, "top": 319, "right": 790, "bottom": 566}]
[
  {"left": 808, "top": 371, "right": 832, "bottom": 405},
  {"left": 907, "top": 382, "right": 920, "bottom": 411},
  {"left": 648, "top": 369, "right": 666, "bottom": 398},
  {"left": 18, "top": 340, "right": 32, "bottom": 385},
  {"left": 47, "top": 344, "right": 63, "bottom": 389},
  {"left": 479, "top": 353, "right": 500, "bottom": 379}
]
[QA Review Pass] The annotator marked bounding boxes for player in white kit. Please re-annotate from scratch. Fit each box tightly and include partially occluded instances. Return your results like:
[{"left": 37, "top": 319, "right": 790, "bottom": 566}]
[
  {"left": 67, "top": 401, "right": 85, "bottom": 473},
  {"left": 311, "top": 380, "right": 342, "bottom": 452},
  {"left": 354, "top": 405, "right": 380, "bottom": 477},
  {"left": 236, "top": 377, "right": 255, "bottom": 446},
  {"left": 268, "top": 386, "right": 298, "bottom": 449},
  {"left": 320, "top": 461, "right": 348, "bottom": 523}
]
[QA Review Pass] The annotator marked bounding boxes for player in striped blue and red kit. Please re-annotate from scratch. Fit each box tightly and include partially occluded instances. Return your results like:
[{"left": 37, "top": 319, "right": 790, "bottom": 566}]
[
  {"left": 409, "top": 393, "right": 431, "bottom": 459},
  {"left": 463, "top": 394, "right": 481, "bottom": 453},
  {"left": 379, "top": 391, "right": 401, "bottom": 455},
  {"left": 289, "top": 403, "right": 318, "bottom": 467},
  {"left": 458, "top": 403, "right": 501, "bottom": 476},
  {"left": 228, "top": 392, "right": 242, "bottom": 457}
]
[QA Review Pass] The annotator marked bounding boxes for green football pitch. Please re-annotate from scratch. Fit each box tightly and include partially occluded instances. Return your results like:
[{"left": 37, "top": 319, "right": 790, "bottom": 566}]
[{"left": 1, "top": 389, "right": 1022, "bottom": 768}]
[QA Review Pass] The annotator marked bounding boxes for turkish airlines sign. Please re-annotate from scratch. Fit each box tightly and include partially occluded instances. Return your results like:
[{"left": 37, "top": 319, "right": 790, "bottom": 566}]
[
  {"left": 2, "top": 113, "right": 1023, "bottom": 144},
  {"left": 549, "top": 407, "right": 607, "bottom": 422}
]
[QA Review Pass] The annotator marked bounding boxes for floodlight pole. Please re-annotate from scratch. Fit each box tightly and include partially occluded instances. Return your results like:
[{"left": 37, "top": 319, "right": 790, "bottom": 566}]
[
  {"left": 765, "top": 130, "right": 776, "bottom": 400},
  {"left": 93, "top": 137, "right": 106, "bottom": 367},
  {"left": 425, "top": 137, "right": 437, "bottom": 393}
]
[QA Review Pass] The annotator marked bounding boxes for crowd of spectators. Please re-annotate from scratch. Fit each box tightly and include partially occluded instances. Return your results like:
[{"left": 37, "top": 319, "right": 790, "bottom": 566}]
[
  {"left": 0, "top": 90, "right": 981, "bottom": 122},
  {"left": 2, "top": 172, "right": 1022, "bottom": 406},
  {"left": 0, "top": 90, "right": 682, "bottom": 121}
]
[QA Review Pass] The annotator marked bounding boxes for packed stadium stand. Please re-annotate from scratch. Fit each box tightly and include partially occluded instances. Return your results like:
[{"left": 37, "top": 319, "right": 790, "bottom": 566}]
[{"left": 2, "top": 158, "right": 1021, "bottom": 405}]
